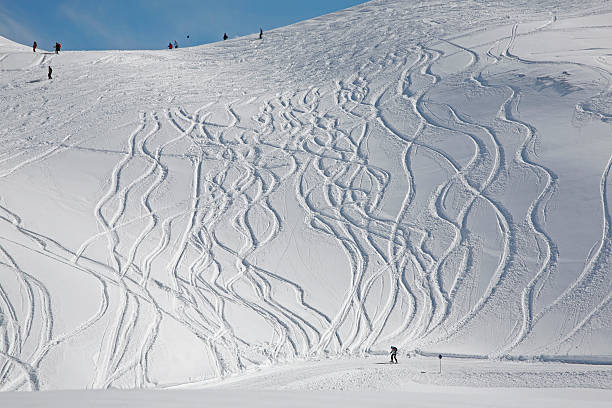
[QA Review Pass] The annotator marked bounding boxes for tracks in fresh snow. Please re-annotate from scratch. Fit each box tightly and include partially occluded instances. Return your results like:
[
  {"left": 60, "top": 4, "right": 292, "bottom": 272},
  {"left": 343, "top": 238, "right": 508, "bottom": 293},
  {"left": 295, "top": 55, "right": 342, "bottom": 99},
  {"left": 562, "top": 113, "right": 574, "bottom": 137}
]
[{"left": 1, "top": 7, "right": 612, "bottom": 390}]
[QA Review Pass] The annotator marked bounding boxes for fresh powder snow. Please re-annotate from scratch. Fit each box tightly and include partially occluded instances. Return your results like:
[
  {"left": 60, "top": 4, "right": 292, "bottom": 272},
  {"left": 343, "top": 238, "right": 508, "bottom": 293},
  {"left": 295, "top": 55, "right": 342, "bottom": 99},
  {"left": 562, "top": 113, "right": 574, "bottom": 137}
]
[{"left": 0, "top": 0, "right": 611, "bottom": 406}]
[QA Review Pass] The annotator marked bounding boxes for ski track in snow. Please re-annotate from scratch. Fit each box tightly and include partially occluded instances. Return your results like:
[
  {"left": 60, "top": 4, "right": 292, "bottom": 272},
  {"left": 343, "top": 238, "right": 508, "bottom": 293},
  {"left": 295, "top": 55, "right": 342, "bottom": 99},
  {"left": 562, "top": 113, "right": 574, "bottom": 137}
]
[{"left": 1, "top": 0, "right": 612, "bottom": 390}]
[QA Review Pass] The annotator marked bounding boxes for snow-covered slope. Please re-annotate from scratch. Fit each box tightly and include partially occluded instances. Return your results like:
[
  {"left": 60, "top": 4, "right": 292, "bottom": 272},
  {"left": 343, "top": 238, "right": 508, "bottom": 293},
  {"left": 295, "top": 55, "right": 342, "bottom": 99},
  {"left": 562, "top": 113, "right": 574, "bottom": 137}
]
[{"left": 0, "top": 0, "right": 611, "bottom": 391}]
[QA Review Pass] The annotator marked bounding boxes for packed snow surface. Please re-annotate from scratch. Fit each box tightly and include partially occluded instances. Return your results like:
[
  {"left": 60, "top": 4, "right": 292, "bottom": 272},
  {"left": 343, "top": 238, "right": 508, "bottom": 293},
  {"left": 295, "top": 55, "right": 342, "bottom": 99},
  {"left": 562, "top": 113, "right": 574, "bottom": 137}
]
[
  {"left": 2, "top": 357, "right": 612, "bottom": 407},
  {"left": 1, "top": 0, "right": 611, "bottom": 398}
]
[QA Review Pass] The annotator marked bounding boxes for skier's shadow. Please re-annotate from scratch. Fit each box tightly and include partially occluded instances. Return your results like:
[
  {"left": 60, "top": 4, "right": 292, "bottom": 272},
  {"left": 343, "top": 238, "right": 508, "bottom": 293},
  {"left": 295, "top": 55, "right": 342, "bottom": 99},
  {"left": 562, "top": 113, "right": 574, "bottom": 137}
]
[{"left": 26, "top": 79, "right": 44, "bottom": 83}]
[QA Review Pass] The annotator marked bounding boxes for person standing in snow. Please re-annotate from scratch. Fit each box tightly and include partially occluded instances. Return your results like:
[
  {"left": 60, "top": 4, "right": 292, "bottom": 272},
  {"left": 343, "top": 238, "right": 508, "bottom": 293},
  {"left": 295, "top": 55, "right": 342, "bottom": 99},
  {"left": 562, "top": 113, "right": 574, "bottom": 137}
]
[
  {"left": 54, "top": 42, "right": 60, "bottom": 54},
  {"left": 223, "top": 33, "right": 228, "bottom": 41},
  {"left": 390, "top": 346, "right": 398, "bottom": 364},
  {"left": 168, "top": 42, "right": 173, "bottom": 49},
  {"left": 33, "top": 41, "right": 37, "bottom": 52},
  {"left": 259, "top": 27, "right": 263, "bottom": 39},
  {"left": 48, "top": 66, "right": 52, "bottom": 80},
  {"left": 174, "top": 40, "right": 178, "bottom": 49}
]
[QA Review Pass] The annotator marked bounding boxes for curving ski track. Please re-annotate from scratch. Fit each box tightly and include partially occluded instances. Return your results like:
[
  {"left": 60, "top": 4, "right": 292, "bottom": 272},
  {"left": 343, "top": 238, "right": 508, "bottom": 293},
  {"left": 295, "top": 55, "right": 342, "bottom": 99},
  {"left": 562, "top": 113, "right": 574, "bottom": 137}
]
[{"left": 0, "top": 0, "right": 611, "bottom": 390}]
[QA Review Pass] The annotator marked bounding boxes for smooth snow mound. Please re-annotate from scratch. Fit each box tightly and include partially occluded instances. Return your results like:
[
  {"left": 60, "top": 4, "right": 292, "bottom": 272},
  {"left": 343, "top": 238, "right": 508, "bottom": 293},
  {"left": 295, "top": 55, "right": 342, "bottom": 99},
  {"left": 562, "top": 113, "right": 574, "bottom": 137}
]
[{"left": 1, "top": 358, "right": 612, "bottom": 407}]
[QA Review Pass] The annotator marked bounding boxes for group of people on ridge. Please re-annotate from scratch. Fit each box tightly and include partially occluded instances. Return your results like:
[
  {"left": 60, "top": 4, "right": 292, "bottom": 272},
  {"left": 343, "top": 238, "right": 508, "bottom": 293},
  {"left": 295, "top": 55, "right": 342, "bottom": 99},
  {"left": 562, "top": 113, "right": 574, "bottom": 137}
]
[
  {"left": 171, "top": 28, "right": 263, "bottom": 47},
  {"left": 32, "top": 41, "right": 60, "bottom": 80},
  {"left": 32, "top": 41, "right": 61, "bottom": 54},
  {"left": 32, "top": 27, "right": 266, "bottom": 82}
]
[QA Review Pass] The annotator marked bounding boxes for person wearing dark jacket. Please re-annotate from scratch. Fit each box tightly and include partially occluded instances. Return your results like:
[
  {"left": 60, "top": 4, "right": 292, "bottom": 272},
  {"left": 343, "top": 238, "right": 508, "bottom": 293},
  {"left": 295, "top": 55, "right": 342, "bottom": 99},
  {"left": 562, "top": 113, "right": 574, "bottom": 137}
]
[
  {"left": 223, "top": 33, "right": 228, "bottom": 41},
  {"left": 259, "top": 27, "right": 263, "bottom": 39},
  {"left": 33, "top": 41, "right": 37, "bottom": 52},
  {"left": 48, "top": 66, "right": 52, "bottom": 80},
  {"left": 390, "top": 346, "right": 398, "bottom": 364},
  {"left": 54, "top": 42, "right": 61, "bottom": 54}
]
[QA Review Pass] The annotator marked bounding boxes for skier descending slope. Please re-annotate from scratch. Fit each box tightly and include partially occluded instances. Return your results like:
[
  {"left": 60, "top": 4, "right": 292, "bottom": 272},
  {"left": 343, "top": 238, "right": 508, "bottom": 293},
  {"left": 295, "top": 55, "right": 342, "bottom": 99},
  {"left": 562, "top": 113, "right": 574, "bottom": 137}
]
[
  {"left": 48, "top": 66, "right": 52, "bottom": 80},
  {"left": 390, "top": 346, "right": 398, "bottom": 364}
]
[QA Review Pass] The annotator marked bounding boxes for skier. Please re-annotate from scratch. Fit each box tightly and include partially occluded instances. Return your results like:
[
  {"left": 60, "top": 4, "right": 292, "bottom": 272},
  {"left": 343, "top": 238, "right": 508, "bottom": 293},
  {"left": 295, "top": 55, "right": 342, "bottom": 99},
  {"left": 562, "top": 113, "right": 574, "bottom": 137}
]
[
  {"left": 54, "top": 42, "right": 60, "bottom": 54},
  {"left": 168, "top": 42, "right": 173, "bottom": 49},
  {"left": 390, "top": 346, "right": 398, "bottom": 364},
  {"left": 259, "top": 27, "right": 263, "bottom": 39},
  {"left": 33, "top": 41, "right": 37, "bottom": 53},
  {"left": 174, "top": 40, "right": 178, "bottom": 49},
  {"left": 223, "top": 33, "right": 228, "bottom": 41},
  {"left": 48, "top": 66, "right": 52, "bottom": 80}
]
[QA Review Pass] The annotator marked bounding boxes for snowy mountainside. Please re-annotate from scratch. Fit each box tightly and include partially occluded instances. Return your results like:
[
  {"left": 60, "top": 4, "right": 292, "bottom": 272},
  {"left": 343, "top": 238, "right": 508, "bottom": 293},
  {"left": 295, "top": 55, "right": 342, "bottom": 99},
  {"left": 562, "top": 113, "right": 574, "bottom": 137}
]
[
  {"left": 0, "top": 0, "right": 611, "bottom": 391},
  {"left": 0, "top": 37, "right": 29, "bottom": 52}
]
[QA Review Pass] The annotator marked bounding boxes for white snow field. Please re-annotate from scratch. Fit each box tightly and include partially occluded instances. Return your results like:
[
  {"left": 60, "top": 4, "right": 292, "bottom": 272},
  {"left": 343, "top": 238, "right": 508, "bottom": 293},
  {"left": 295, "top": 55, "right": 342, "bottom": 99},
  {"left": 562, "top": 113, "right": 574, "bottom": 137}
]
[{"left": 1, "top": 0, "right": 612, "bottom": 405}]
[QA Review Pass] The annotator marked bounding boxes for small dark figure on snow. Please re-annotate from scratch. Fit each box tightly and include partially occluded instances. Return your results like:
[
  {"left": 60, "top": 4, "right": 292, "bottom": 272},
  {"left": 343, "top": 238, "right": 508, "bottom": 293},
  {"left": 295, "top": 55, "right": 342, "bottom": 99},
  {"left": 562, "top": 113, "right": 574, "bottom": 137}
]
[
  {"left": 54, "top": 42, "right": 61, "bottom": 54},
  {"left": 174, "top": 40, "right": 178, "bottom": 49},
  {"left": 33, "top": 41, "right": 37, "bottom": 53},
  {"left": 223, "top": 33, "right": 228, "bottom": 41},
  {"left": 390, "top": 346, "right": 398, "bottom": 364},
  {"left": 48, "top": 66, "right": 52, "bottom": 80},
  {"left": 168, "top": 42, "right": 173, "bottom": 49},
  {"left": 259, "top": 27, "right": 263, "bottom": 39}
]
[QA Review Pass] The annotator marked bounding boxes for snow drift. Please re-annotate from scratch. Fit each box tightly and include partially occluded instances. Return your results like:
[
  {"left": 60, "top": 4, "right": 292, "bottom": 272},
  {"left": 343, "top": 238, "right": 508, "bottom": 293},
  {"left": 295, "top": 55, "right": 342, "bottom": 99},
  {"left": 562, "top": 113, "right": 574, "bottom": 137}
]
[{"left": 0, "top": 0, "right": 611, "bottom": 390}]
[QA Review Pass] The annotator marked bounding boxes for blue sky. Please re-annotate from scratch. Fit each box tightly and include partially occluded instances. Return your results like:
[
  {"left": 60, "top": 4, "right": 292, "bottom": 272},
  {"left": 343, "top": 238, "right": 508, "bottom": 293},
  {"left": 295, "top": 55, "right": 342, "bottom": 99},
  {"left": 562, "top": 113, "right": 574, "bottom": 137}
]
[{"left": 0, "top": 0, "right": 367, "bottom": 50}]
